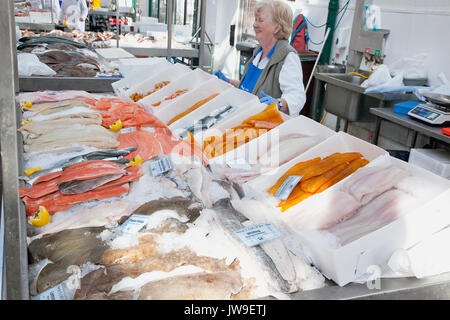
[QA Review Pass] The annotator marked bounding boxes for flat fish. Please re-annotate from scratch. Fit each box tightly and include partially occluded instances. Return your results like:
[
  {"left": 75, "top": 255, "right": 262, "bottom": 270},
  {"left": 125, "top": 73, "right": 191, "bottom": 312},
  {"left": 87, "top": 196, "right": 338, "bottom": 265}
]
[
  {"left": 74, "top": 247, "right": 232, "bottom": 299},
  {"left": 130, "top": 196, "right": 203, "bottom": 225},
  {"left": 137, "top": 260, "right": 243, "bottom": 300},
  {"left": 28, "top": 226, "right": 108, "bottom": 294}
]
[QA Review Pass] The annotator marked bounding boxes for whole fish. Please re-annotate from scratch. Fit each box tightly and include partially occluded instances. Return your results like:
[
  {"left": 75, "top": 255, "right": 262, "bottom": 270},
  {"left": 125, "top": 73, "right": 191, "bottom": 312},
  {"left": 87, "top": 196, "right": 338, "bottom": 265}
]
[
  {"left": 28, "top": 226, "right": 108, "bottom": 294},
  {"left": 211, "top": 198, "right": 294, "bottom": 295},
  {"left": 178, "top": 105, "right": 237, "bottom": 139},
  {"left": 58, "top": 173, "right": 124, "bottom": 194},
  {"left": 22, "top": 147, "right": 137, "bottom": 182}
]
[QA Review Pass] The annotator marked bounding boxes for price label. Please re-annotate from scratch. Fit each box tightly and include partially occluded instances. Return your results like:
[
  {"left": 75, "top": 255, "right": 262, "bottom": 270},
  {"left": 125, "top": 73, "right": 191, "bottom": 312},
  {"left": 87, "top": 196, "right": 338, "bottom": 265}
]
[
  {"left": 119, "top": 127, "right": 136, "bottom": 134},
  {"left": 150, "top": 156, "right": 172, "bottom": 176},
  {"left": 32, "top": 283, "right": 66, "bottom": 300},
  {"left": 118, "top": 214, "right": 151, "bottom": 234},
  {"left": 234, "top": 223, "right": 282, "bottom": 247},
  {"left": 275, "top": 175, "right": 303, "bottom": 200}
]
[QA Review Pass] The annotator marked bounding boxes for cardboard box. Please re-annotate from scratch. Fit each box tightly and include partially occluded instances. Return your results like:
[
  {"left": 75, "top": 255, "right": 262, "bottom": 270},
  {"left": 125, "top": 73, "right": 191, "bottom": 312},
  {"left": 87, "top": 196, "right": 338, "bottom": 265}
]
[
  {"left": 138, "top": 68, "right": 213, "bottom": 112},
  {"left": 168, "top": 86, "right": 259, "bottom": 134},
  {"left": 122, "top": 63, "right": 191, "bottom": 102},
  {"left": 154, "top": 77, "right": 233, "bottom": 124}
]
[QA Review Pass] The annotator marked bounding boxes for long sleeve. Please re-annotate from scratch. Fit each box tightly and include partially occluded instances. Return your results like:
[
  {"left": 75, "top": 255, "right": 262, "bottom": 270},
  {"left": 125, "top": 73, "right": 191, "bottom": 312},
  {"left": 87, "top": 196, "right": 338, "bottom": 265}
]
[
  {"left": 80, "top": 0, "right": 89, "bottom": 19},
  {"left": 279, "top": 52, "right": 306, "bottom": 117}
]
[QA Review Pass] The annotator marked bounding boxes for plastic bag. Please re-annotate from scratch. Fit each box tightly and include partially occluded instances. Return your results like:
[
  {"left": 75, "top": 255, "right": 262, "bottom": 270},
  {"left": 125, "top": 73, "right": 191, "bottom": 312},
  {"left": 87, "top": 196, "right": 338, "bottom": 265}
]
[
  {"left": 387, "top": 226, "right": 450, "bottom": 279},
  {"left": 361, "top": 64, "right": 392, "bottom": 88},
  {"left": 18, "top": 53, "right": 56, "bottom": 76},
  {"left": 388, "top": 53, "right": 428, "bottom": 79}
]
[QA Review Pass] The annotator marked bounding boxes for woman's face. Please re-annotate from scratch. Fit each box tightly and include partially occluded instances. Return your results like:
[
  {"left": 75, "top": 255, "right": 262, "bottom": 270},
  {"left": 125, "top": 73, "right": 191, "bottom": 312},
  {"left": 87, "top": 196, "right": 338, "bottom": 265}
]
[{"left": 253, "top": 7, "right": 280, "bottom": 43}]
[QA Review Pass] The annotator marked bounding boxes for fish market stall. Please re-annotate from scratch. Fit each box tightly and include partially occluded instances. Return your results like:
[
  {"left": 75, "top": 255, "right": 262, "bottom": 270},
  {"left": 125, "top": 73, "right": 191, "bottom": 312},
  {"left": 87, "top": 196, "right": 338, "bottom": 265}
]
[{"left": 2, "top": 1, "right": 450, "bottom": 301}]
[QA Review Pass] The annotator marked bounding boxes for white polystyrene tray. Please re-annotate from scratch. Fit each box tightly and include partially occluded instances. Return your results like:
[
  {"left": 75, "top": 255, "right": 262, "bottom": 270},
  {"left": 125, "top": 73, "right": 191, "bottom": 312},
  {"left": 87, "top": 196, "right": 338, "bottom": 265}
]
[
  {"left": 112, "top": 59, "right": 171, "bottom": 98},
  {"left": 285, "top": 154, "right": 450, "bottom": 286},
  {"left": 138, "top": 68, "right": 213, "bottom": 112},
  {"left": 154, "top": 77, "right": 233, "bottom": 124},
  {"left": 168, "top": 86, "right": 259, "bottom": 134},
  {"left": 244, "top": 131, "right": 388, "bottom": 196},
  {"left": 208, "top": 115, "right": 336, "bottom": 168},
  {"left": 122, "top": 63, "right": 191, "bottom": 102}
]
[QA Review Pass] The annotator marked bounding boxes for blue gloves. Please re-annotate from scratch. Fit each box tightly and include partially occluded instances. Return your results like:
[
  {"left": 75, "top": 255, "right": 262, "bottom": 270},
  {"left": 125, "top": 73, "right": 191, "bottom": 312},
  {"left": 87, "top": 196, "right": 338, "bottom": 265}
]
[
  {"left": 213, "top": 70, "right": 229, "bottom": 83},
  {"left": 259, "top": 91, "right": 279, "bottom": 108}
]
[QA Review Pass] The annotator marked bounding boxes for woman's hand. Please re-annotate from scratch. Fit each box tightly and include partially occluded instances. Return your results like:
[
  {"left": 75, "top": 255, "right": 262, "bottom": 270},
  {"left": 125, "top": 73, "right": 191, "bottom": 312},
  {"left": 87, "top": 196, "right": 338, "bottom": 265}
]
[{"left": 213, "top": 70, "right": 229, "bottom": 83}]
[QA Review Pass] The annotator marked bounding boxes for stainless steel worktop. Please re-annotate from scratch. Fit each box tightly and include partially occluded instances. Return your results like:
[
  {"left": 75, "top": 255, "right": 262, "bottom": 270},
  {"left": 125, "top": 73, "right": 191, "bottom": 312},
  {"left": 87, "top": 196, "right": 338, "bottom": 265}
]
[{"left": 370, "top": 107, "right": 450, "bottom": 146}]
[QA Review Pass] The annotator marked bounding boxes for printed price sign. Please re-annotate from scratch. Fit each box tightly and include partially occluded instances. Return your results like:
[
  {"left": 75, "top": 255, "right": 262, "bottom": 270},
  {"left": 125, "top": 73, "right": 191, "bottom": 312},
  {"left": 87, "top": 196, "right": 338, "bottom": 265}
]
[
  {"left": 234, "top": 223, "right": 282, "bottom": 247},
  {"left": 118, "top": 214, "right": 151, "bottom": 234},
  {"left": 150, "top": 156, "right": 172, "bottom": 176},
  {"left": 275, "top": 175, "right": 303, "bottom": 200},
  {"left": 32, "top": 283, "right": 66, "bottom": 300},
  {"left": 119, "top": 127, "right": 137, "bottom": 134}
]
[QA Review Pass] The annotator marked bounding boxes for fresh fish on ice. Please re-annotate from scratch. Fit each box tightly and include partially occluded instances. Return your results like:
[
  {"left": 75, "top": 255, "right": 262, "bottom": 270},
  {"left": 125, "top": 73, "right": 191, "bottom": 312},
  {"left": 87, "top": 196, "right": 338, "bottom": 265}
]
[
  {"left": 177, "top": 105, "right": 237, "bottom": 139},
  {"left": 137, "top": 260, "right": 244, "bottom": 300},
  {"left": 27, "top": 200, "right": 133, "bottom": 239},
  {"left": 23, "top": 124, "right": 120, "bottom": 153},
  {"left": 28, "top": 226, "right": 109, "bottom": 294},
  {"left": 74, "top": 247, "right": 234, "bottom": 300}
]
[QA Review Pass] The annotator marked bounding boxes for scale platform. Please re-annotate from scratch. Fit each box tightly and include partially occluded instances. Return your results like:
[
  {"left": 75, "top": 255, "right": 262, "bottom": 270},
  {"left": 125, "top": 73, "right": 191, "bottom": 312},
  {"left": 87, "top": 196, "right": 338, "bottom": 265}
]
[{"left": 408, "top": 93, "right": 450, "bottom": 125}]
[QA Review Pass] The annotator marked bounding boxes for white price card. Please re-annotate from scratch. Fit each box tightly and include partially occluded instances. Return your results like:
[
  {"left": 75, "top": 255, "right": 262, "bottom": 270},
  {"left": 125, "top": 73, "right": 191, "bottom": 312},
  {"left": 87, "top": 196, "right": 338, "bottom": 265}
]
[
  {"left": 150, "top": 156, "right": 172, "bottom": 176},
  {"left": 119, "top": 127, "right": 137, "bottom": 134},
  {"left": 234, "top": 223, "right": 282, "bottom": 247},
  {"left": 141, "top": 127, "right": 155, "bottom": 133},
  {"left": 118, "top": 214, "right": 150, "bottom": 234},
  {"left": 275, "top": 175, "right": 303, "bottom": 200},
  {"left": 32, "top": 283, "right": 66, "bottom": 300}
]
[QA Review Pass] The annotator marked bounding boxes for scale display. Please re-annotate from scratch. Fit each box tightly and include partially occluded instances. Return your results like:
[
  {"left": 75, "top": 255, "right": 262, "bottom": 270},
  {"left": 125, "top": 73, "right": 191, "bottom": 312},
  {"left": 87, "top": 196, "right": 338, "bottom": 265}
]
[{"left": 408, "top": 104, "right": 450, "bottom": 125}]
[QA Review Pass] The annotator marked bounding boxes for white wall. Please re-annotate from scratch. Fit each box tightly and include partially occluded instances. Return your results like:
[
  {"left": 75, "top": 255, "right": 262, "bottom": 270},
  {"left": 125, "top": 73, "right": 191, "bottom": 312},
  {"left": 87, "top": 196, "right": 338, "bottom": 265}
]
[
  {"left": 293, "top": 0, "right": 450, "bottom": 85},
  {"left": 205, "top": 0, "right": 241, "bottom": 79}
]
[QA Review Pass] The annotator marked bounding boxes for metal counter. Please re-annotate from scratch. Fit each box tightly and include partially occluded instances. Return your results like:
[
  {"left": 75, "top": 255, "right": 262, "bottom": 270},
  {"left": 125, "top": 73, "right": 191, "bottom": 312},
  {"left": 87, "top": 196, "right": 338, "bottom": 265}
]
[
  {"left": 16, "top": 22, "right": 55, "bottom": 32},
  {"left": 370, "top": 107, "right": 450, "bottom": 146},
  {"left": 19, "top": 76, "right": 121, "bottom": 93},
  {"left": 121, "top": 46, "right": 199, "bottom": 59}
]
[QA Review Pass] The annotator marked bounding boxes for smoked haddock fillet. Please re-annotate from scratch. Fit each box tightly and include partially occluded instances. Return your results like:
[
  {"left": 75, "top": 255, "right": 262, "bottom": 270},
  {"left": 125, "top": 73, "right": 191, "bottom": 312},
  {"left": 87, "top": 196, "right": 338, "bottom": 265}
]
[{"left": 268, "top": 153, "right": 369, "bottom": 212}]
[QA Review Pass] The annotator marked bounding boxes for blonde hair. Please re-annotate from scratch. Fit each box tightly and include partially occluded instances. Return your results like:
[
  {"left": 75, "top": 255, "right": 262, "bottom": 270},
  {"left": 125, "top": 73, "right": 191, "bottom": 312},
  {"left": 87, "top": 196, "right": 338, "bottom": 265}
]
[{"left": 255, "top": 0, "right": 293, "bottom": 40}]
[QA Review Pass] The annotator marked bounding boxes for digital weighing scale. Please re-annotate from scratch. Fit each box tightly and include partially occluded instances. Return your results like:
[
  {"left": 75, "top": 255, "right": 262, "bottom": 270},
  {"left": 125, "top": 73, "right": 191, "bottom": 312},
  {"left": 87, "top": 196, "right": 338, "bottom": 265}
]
[{"left": 408, "top": 93, "right": 450, "bottom": 125}]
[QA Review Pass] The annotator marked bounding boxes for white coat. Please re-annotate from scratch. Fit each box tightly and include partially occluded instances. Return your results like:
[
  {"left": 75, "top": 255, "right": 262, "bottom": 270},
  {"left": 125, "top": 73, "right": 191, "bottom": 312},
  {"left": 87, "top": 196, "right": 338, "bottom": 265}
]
[
  {"left": 58, "top": 0, "right": 88, "bottom": 31},
  {"left": 42, "top": 0, "right": 61, "bottom": 23}
]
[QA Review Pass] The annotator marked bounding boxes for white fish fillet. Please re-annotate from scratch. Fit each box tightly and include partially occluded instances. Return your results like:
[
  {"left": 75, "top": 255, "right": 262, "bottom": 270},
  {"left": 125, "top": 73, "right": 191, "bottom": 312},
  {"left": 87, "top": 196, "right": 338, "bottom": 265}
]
[
  {"left": 341, "top": 165, "right": 409, "bottom": 205},
  {"left": 19, "top": 113, "right": 103, "bottom": 139},
  {"left": 284, "top": 190, "right": 361, "bottom": 231},
  {"left": 258, "top": 135, "right": 319, "bottom": 168},
  {"left": 29, "top": 200, "right": 132, "bottom": 239},
  {"left": 23, "top": 124, "right": 119, "bottom": 152},
  {"left": 328, "top": 189, "right": 420, "bottom": 245},
  {"left": 16, "top": 90, "right": 95, "bottom": 104}
]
